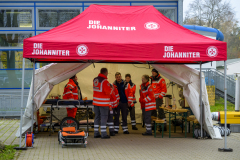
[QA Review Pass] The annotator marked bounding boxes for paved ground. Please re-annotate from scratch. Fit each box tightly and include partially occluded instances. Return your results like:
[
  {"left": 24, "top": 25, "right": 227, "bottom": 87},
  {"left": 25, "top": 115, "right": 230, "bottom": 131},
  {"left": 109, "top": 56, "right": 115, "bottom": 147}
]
[
  {"left": 1, "top": 119, "right": 240, "bottom": 160},
  {"left": 0, "top": 119, "right": 22, "bottom": 146}
]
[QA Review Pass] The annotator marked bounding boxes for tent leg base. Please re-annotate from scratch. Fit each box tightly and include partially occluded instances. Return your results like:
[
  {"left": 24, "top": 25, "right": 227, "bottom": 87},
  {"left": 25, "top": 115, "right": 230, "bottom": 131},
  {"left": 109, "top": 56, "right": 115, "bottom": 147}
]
[
  {"left": 13, "top": 147, "right": 27, "bottom": 150},
  {"left": 218, "top": 148, "right": 233, "bottom": 152}
]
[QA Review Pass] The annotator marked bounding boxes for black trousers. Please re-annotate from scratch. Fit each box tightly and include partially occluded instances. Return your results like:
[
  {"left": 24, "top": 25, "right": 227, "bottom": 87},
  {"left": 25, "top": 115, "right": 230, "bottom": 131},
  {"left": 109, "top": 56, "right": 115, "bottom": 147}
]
[
  {"left": 145, "top": 110, "right": 152, "bottom": 134},
  {"left": 151, "top": 98, "right": 166, "bottom": 119},
  {"left": 107, "top": 110, "right": 114, "bottom": 132},
  {"left": 113, "top": 102, "right": 128, "bottom": 132},
  {"left": 129, "top": 106, "right": 136, "bottom": 126},
  {"left": 142, "top": 108, "right": 145, "bottom": 126},
  {"left": 94, "top": 106, "right": 109, "bottom": 137}
]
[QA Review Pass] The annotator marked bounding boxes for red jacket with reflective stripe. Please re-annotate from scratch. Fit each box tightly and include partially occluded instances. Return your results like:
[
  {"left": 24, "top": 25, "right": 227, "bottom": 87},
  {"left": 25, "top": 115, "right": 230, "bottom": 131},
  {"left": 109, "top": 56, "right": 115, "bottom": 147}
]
[
  {"left": 115, "top": 85, "right": 120, "bottom": 102},
  {"left": 150, "top": 74, "right": 167, "bottom": 99},
  {"left": 110, "top": 84, "right": 119, "bottom": 108},
  {"left": 131, "top": 84, "right": 136, "bottom": 101},
  {"left": 63, "top": 79, "right": 78, "bottom": 100},
  {"left": 125, "top": 83, "right": 132, "bottom": 104},
  {"left": 93, "top": 73, "right": 112, "bottom": 107},
  {"left": 126, "top": 82, "right": 136, "bottom": 107},
  {"left": 139, "top": 82, "right": 156, "bottom": 111}
]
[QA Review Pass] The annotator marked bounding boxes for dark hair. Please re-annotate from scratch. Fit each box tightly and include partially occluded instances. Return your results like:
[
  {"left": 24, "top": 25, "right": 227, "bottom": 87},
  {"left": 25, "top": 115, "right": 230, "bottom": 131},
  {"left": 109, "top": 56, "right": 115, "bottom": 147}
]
[
  {"left": 152, "top": 68, "right": 159, "bottom": 74},
  {"left": 115, "top": 72, "right": 121, "bottom": 77},
  {"left": 100, "top": 68, "right": 108, "bottom": 74},
  {"left": 70, "top": 75, "right": 76, "bottom": 79},
  {"left": 142, "top": 74, "right": 149, "bottom": 82},
  {"left": 125, "top": 74, "right": 131, "bottom": 78}
]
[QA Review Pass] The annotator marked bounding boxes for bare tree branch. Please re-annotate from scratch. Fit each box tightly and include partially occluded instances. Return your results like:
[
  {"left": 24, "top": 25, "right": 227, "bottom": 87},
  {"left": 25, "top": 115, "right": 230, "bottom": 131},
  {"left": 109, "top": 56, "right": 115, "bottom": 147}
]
[{"left": 184, "top": 0, "right": 240, "bottom": 59}]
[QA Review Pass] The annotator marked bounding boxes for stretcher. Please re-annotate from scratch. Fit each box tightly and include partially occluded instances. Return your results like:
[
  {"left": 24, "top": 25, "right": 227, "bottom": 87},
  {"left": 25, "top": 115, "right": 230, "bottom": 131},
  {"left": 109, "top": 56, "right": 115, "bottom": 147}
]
[
  {"left": 58, "top": 127, "right": 88, "bottom": 148},
  {"left": 42, "top": 99, "right": 93, "bottom": 136}
]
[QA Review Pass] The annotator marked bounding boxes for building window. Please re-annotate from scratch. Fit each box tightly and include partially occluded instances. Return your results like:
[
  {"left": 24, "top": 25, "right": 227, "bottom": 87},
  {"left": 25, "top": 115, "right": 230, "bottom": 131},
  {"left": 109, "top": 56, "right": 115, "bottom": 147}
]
[
  {"left": 0, "top": 51, "right": 32, "bottom": 88},
  {"left": 0, "top": 32, "right": 33, "bottom": 48},
  {"left": 37, "top": 8, "right": 81, "bottom": 29},
  {"left": 0, "top": 50, "right": 32, "bottom": 69},
  {"left": 157, "top": 8, "right": 177, "bottom": 23},
  {"left": 0, "top": 8, "right": 33, "bottom": 29},
  {"left": 0, "top": 69, "right": 32, "bottom": 88}
]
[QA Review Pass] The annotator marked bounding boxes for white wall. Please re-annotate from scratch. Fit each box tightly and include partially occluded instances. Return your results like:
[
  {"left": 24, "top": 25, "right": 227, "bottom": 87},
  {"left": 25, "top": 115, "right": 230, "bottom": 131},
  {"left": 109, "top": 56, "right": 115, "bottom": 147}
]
[{"left": 218, "top": 61, "right": 240, "bottom": 76}]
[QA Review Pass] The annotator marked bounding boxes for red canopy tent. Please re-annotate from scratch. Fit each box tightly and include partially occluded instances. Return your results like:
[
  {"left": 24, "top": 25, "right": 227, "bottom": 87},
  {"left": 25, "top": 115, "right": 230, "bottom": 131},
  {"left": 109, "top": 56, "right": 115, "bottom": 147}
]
[
  {"left": 19, "top": 5, "right": 230, "bottom": 151},
  {"left": 23, "top": 5, "right": 226, "bottom": 63}
]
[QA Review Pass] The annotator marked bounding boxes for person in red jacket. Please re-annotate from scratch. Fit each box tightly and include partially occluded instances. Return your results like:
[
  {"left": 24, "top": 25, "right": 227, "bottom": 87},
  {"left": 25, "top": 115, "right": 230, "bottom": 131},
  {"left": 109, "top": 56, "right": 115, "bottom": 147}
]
[
  {"left": 107, "top": 83, "right": 120, "bottom": 136},
  {"left": 125, "top": 74, "right": 138, "bottom": 130},
  {"left": 63, "top": 75, "right": 79, "bottom": 119},
  {"left": 93, "top": 68, "right": 113, "bottom": 139},
  {"left": 139, "top": 74, "right": 156, "bottom": 136},
  {"left": 150, "top": 68, "right": 167, "bottom": 131}
]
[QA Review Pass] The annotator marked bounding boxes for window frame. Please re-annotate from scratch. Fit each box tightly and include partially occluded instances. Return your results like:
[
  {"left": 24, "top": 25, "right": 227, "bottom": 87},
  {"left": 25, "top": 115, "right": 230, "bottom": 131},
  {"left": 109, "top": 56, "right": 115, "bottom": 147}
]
[
  {"left": 0, "top": 7, "right": 34, "bottom": 30},
  {"left": 36, "top": 7, "right": 81, "bottom": 30},
  {"left": 154, "top": 7, "right": 177, "bottom": 23},
  {"left": 36, "top": 31, "right": 47, "bottom": 35},
  {"left": 0, "top": 50, "right": 33, "bottom": 69},
  {"left": 0, "top": 31, "right": 35, "bottom": 49}
]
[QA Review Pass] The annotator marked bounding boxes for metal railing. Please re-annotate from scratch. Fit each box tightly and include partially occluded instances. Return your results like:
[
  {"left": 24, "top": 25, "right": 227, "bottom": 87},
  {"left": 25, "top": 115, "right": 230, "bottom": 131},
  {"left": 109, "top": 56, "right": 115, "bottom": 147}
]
[
  {"left": 0, "top": 94, "right": 28, "bottom": 117},
  {"left": 198, "top": 68, "right": 235, "bottom": 104}
]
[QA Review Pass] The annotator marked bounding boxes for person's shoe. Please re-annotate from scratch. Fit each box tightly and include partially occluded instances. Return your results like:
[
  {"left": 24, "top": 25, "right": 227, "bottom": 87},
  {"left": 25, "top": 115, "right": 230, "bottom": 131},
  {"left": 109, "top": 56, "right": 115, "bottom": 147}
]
[
  {"left": 142, "top": 132, "right": 152, "bottom": 136},
  {"left": 123, "top": 131, "right": 129, "bottom": 134},
  {"left": 132, "top": 126, "right": 138, "bottom": 130},
  {"left": 94, "top": 135, "right": 101, "bottom": 138},
  {"left": 110, "top": 132, "right": 115, "bottom": 136},
  {"left": 114, "top": 131, "right": 118, "bottom": 134},
  {"left": 101, "top": 135, "right": 110, "bottom": 139}
]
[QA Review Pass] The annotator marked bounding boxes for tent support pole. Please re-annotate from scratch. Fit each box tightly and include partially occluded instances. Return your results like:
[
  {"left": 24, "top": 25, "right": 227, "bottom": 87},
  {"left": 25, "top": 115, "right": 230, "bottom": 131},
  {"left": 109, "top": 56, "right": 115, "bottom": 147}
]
[
  {"left": 200, "top": 62, "right": 203, "bottom": 138},
  {"left": 218, "top": 61, "right": 233, "bottom": 152},
  {"left": 31, "top": 59, "right": 35, "bottom": 133},
  {"left": 14, "top": 58, "right": 27, "bottom": 150}
]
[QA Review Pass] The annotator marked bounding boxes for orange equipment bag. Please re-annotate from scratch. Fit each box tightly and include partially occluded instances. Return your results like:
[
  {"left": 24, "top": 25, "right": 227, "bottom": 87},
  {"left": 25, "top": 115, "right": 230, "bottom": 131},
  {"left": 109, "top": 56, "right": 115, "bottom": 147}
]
[{"left": 61, "top": 127, "right": 85, "bottom": 137}]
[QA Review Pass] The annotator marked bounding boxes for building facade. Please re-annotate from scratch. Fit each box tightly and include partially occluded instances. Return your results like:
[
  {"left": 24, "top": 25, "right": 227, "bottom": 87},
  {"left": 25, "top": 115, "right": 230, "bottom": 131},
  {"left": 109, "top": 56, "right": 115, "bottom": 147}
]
[{"left": 0, "top": 0, "right": 182, "bottom": 116}]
